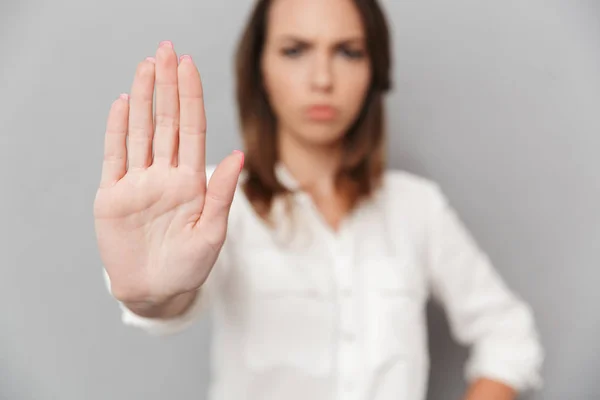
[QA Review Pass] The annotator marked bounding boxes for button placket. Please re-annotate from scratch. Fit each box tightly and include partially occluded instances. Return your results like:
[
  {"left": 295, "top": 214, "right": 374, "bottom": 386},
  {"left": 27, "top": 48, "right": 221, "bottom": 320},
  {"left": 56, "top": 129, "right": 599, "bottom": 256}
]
[
  {"left": 300, "top": 191, "right": 362, "bottom": 399},
  {"left": 332, "top": 226, "right": 361, "bottom": 400}
]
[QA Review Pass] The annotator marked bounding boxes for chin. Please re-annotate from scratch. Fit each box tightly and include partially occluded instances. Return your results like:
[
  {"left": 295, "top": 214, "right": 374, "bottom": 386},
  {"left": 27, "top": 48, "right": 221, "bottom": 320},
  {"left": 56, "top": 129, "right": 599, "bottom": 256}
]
[{"left": 295, "top": 123, "right": 348, "bottom": 147}]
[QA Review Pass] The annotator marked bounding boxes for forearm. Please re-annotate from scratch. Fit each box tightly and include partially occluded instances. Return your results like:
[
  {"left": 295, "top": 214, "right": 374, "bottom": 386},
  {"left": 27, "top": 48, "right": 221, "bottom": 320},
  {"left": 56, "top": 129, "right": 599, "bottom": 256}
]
[
  {"left": 123, "top": 290, "right": 199, "bottom": 319},
  {"left": 463, "top": 378, "right": 516, "bottom": 400}
]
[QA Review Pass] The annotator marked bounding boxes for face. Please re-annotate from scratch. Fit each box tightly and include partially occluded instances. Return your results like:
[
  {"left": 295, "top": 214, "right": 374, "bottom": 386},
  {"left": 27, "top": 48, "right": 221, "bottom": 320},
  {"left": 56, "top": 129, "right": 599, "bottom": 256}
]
[{"left": 261, "top": 0, "right": 372, "bottom": 147}]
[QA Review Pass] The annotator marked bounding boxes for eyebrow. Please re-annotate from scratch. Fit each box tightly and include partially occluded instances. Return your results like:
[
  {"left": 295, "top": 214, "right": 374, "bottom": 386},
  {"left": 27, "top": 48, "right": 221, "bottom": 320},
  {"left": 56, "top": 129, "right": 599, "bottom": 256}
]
[{"left": 277, "top": 35, "right": 366, "bottom": 45}]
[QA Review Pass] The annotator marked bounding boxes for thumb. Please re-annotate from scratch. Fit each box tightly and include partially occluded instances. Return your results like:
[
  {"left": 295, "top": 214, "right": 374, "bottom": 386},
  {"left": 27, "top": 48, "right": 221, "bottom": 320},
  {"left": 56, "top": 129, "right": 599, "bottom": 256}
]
[{"left": 196, "top": 150, "right": 244, "bottom": 248}]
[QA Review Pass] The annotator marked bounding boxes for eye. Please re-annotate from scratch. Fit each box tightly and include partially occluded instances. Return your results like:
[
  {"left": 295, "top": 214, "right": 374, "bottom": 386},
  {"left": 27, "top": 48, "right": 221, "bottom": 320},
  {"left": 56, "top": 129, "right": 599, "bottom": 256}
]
[
  {"left": 281, "top": 46, "right": 305, "bottom": 58},
  {"left": 338, "top": 46, "right": 366, "bottom": 60}
]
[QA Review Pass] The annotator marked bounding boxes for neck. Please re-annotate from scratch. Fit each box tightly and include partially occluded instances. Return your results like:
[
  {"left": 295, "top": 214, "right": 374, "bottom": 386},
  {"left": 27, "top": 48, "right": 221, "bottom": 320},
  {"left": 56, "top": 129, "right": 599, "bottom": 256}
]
[{"left": 277, "top": 129, "right": 342, "bottom": 197}]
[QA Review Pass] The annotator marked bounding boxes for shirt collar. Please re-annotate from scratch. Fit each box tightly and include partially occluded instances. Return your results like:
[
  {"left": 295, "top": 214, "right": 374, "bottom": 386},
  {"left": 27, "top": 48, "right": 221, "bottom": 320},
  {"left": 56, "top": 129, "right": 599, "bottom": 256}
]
[{"left": 274, "top": 162, "right": 301, "bottom": 191}]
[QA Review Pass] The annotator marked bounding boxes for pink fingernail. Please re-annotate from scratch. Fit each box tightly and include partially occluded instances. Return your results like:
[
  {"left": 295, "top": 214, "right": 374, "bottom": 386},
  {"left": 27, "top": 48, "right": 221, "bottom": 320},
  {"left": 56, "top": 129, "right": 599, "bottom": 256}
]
[
  {"left": 119, "top": 93, "right": 129, "bottom": 101},
  {"left": 159, "top": 40, "right": 173, "bottom": 48},
  {"left": 146, "top": 56, "right": 155, "bottom": 63},
  {"left": 179, "top": 54, "right": 192, "bottom": 62},
  {"left": 233, "top": 150, "right": 245, "bottom": 171}
]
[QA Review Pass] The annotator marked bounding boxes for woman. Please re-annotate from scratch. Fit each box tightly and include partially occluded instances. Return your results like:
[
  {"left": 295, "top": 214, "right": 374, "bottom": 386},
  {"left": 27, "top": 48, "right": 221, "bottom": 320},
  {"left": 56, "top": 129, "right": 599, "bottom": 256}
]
[{"left": 94, "top": 0, "right": 543, "bottom": 399}]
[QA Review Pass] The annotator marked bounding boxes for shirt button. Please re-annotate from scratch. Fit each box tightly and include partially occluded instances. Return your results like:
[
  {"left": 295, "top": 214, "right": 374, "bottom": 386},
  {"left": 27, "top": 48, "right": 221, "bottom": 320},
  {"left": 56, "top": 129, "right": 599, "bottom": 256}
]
[{"left": 342, "top": 331, "right": 356, "bottom": 342}]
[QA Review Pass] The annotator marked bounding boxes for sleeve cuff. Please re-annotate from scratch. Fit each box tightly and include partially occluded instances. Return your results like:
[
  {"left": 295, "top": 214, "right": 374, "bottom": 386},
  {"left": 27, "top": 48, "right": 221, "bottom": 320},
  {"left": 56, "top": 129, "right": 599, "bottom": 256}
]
[
  {"left": 103, "top": 268, "right": 207, "bottom": 336},
  {"left": 464, "top": 346, "right": 544, "bottom": 393},
  {"left": 117, "top": 289, "right": 206, "bottom": 336}
]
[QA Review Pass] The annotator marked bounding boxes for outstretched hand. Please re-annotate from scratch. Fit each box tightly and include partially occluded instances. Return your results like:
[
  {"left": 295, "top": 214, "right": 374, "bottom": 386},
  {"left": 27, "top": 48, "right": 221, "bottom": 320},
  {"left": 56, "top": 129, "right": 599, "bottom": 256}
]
[{"left": 94, "top": 41, "right": 243, "bottom": 305}]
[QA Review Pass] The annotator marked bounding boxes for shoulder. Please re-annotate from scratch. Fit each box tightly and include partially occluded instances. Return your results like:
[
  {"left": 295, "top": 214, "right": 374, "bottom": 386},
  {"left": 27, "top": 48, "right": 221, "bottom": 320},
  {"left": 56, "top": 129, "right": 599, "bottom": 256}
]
[
  {"left": 377, "top": 169, "right": 452, "bottom": 240},
  {"left": 378, "top": 169, "right": 452, "bottom": 226},
  {"left": 381, "top": 169, "right": 447, "bottom": 207}
]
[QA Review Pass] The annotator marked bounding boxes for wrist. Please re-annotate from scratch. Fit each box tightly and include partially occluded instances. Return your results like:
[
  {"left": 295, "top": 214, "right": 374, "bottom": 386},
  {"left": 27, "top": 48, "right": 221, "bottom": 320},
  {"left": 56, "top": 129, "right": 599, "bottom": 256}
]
[{"left": 124, "top": 290, "right": 198, "bottom": 319}]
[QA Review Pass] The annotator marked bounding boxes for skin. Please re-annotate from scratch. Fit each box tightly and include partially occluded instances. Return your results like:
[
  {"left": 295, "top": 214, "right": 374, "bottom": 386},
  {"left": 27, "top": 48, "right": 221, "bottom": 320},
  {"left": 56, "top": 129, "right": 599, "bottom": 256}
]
[
  {"left": 261, "top": 0, "right": 371, "bottom": 229},
  {"left": 94, "top": 45, "right": 243, "bottom": 313},
  {"left": 94, "top": 0, "right": 517, "bottom": 398}
]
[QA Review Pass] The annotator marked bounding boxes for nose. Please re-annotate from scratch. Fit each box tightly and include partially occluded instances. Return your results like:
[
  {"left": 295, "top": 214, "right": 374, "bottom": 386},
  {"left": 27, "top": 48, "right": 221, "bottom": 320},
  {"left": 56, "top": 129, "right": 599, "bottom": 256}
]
[{"left": 310, "top": 51, "right": 333, "bottom": 93}]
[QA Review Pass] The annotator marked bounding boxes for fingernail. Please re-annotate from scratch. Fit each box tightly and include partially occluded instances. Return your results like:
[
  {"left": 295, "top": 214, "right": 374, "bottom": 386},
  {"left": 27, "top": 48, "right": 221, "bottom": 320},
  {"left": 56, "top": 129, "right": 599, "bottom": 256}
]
[
  {"left": 179, "top": 54, "right": 192, "bottom": 62},
  {"left": 146, "top": 56, "right": 156, "bottom": 63},
  {"left": 233, "top": 150, "right": 244, "bottom": 171},
  {"left": 159, "top": 40, "right": 173, "bottom": 48},
  {"left": 119, "top": 93, "right": 129, "bottom": 101}
]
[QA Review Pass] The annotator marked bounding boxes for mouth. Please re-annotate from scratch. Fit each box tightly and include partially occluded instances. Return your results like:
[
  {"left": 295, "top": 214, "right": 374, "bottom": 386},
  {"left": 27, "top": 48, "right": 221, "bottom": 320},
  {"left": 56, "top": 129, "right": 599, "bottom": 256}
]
[{"left": 306, "top": 105, "right": 338, "bottom": 121}]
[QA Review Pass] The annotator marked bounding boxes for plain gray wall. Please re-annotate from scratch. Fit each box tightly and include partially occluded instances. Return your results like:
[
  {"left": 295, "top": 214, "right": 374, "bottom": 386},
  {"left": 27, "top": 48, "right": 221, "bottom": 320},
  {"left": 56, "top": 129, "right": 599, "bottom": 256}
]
[{"left": 1, "top": 0, "right": 598, "bottom": 399}]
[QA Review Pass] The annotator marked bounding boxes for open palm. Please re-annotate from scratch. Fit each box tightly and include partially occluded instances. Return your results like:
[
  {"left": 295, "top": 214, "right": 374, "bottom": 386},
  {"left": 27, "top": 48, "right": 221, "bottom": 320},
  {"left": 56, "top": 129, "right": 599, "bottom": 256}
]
[{"left": 93, "top": 41, "right": 243, "bottom": 305}]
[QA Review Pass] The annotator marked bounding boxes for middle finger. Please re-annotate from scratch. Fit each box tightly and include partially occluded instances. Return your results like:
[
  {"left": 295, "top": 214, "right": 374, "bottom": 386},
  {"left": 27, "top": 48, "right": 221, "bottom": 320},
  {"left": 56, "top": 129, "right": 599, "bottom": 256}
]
[{"left": 153, "top": 41, "right": 180, "bottom": 167}]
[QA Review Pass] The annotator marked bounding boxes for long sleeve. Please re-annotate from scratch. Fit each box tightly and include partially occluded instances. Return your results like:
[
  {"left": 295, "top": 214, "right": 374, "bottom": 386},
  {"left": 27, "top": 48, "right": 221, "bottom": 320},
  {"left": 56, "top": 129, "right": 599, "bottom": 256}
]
[{"left": 425, "top": 185, "right": 544, "bottom": 393}]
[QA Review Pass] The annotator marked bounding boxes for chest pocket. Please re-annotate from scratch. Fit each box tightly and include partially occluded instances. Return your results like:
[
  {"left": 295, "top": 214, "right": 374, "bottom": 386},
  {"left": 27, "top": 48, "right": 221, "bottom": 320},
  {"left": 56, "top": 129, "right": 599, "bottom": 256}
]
[
  {"left": 237, "top": 248, "right": 336, "bottom": 377},
  {"left": 365, "top": 253, "right": 428, "bottom": 368},
  {"left": 361, "top": 253, "right": 429, "bottom": 400}
]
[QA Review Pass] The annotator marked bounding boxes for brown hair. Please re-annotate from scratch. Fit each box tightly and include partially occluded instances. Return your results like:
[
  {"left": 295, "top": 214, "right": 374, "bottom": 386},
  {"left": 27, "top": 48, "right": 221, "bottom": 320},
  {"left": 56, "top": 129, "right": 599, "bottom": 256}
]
[{"left": 235, "top": 0, "right": 392, "bottom": 220}]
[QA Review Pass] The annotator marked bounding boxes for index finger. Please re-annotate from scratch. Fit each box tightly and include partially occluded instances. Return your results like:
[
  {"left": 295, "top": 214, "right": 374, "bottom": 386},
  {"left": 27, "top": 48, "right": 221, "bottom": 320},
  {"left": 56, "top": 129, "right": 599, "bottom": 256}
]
[{"left": 177, "top": 54, "right": 206, "bottom": 176}]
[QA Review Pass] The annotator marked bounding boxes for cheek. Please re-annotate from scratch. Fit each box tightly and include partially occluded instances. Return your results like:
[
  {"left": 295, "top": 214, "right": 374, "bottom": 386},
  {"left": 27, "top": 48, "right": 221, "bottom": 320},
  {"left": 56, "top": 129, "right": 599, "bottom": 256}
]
[
  {"left": 262, "top": 59, "right": 303, "bottom": 115},
  {"left": 337, "top": 65, "right": 371, "bottom": 114}
]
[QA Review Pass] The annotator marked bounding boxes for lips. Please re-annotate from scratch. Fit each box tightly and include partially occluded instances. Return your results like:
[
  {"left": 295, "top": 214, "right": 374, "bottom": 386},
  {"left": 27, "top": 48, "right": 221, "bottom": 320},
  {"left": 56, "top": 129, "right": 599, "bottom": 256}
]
[{"left": 306, "top": 105, "right": 337, "bottom": 121}]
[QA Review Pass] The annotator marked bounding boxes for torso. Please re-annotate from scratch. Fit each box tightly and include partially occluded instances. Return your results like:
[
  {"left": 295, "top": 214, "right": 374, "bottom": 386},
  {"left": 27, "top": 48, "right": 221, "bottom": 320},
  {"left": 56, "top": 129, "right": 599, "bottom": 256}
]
[{"left": 203, "top": 167, "right": 439, "bottom": 400}]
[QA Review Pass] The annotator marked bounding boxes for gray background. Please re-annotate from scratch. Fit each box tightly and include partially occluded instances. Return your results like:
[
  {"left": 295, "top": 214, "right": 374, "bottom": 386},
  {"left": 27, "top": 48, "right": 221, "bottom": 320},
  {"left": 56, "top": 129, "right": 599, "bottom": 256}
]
[{"left": 1, "top": 0, "right": 598, "bottom": 399}]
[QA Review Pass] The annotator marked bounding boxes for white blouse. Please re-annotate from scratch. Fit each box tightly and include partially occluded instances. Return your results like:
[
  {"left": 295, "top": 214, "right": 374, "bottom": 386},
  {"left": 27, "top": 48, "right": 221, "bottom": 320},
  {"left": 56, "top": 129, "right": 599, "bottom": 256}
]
[{"left": 104, "top": 164, "right": 544, "bottom": 400}]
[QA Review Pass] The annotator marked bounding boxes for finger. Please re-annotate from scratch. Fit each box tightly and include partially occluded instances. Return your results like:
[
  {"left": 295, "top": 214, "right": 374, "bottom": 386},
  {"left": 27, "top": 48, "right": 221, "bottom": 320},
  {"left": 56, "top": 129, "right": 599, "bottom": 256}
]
[
  {"left": 177, "top": 54, "right": 206, "bottom": 174},
  {"left": 153, "top": 40, "right": 180, "bottom": 166},
  {"left": 196, "top": 151, "right": 244, "bottom": 247},
  {"left": 100, "top": 94, "right": 130, "bottom": 188},
  {"left": 127, "top": 57, "right": 156, "bottom": 170}
]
